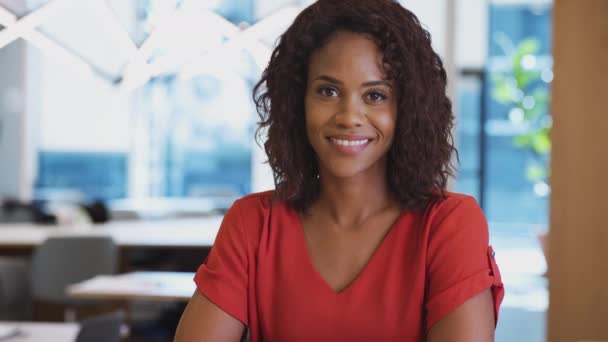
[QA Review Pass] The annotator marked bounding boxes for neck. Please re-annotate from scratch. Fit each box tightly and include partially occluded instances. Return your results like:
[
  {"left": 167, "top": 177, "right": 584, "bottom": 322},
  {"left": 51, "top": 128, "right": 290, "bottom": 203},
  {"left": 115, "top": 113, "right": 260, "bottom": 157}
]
[{"left": 313, "top": 161, "right": 397, "bottom": 228}]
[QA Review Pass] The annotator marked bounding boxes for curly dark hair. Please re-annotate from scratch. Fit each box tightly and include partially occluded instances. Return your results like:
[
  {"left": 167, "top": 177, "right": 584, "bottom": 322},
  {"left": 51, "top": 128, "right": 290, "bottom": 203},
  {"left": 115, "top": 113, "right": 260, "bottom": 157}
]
[{"left": 253, "top": 0, "right": 457, "bottom": 212}]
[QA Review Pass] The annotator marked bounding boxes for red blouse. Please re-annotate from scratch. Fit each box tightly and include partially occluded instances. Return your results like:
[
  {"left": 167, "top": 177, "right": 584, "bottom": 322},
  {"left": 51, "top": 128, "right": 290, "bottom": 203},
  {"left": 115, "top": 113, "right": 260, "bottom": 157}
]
[{"left": 194, "top": 191, "right": 504, "bottom": 341}]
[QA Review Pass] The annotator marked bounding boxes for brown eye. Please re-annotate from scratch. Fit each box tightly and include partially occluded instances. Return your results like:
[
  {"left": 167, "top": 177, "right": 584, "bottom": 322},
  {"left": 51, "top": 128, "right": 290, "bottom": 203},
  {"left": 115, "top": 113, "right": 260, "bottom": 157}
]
[
  {"left": 366, "top": 91, "right": 387, "bottom": 102},
  {"left": 318, "top": 87, "right": 339, "bottom": 97}
]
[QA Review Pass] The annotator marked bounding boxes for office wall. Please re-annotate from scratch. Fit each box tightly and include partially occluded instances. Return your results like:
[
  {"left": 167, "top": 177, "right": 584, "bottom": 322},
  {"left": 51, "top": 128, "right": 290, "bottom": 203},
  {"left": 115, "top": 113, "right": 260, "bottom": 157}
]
[
  {"left": 0, "top": 0, "right": 38, "bottom": 200},
  {"left": 0, "top": 41, "right": 26, "bottom": 198},
  {"left": 548, "top": 1, "right": 608, "bottom": 341},
  {"left": 456, "top": 0, "right": 488, "bottom": 69}
]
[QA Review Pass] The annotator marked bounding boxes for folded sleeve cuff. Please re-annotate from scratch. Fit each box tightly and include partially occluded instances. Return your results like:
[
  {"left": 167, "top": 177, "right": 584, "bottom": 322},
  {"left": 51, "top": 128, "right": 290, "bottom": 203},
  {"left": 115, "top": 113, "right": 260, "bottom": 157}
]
[
  {"left": 194, "top": 265, "right": 248, "bottom": 325},
  {"left": 425, "top": 246, "right": 505, "bottom": 332}
]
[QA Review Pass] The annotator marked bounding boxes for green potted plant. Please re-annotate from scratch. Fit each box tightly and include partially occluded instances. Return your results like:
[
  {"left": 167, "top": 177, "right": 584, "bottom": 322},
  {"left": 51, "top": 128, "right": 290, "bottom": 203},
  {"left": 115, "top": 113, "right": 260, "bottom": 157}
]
[{"left": 490, "top": 36, "right": 553, "bottom": 266}]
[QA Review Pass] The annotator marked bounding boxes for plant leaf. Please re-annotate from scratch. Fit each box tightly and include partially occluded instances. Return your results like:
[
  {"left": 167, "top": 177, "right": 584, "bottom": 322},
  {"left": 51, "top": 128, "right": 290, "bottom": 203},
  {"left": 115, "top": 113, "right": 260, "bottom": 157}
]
[
  {"left": 532, "top": 130, "right": 551, "bottom": 154},
  {"left": 526, "top": 164, "right": 547, "bottom": 181}
]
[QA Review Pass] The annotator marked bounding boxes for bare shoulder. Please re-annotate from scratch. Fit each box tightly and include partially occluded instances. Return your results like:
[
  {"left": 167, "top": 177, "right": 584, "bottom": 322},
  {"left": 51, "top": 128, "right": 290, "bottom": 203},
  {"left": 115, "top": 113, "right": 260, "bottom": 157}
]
[
  {"left": 174, "top": 291, "right": 246, "bottom": 342},
  {"left": 427, "top": 289, "right": 495, "bottom": 342}
]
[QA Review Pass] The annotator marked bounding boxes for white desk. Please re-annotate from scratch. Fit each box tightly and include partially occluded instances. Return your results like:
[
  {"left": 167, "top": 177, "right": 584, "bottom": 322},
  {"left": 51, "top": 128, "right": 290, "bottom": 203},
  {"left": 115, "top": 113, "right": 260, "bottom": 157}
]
[
  {"left": 0, "top": 217, "right": 223, "bottom": 249},
  {"left": 67, "top": 271, "right": 195, "bottom": 302},
  {"left": 0, "top": 322, "right": 80, "bottom": 342}
]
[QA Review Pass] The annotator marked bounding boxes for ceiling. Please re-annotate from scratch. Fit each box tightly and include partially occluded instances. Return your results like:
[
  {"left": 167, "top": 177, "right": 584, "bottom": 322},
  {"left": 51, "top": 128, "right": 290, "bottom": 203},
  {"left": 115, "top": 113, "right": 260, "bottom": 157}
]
[{"left": 0, "top": 0, "right": 301, "bottom": 90}]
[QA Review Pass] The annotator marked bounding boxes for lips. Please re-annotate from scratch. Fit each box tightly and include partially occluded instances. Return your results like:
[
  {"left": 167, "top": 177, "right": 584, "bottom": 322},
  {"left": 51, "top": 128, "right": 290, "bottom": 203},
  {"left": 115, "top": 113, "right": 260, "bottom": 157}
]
[{"left": 326, "top": 135, "right": 372, "bottom": 155}]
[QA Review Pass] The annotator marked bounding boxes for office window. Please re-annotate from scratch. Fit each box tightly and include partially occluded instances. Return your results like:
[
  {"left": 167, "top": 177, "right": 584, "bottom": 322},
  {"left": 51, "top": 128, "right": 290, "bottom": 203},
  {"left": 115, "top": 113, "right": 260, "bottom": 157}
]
[
  {"left": 36, "top": 152, "right": 127, "bottom": 199},
  {"left": 32, "top": 0, "right": 264, "bottom": 201},
  {"left": 485, "top": 3, "right": 552, "bottom": 226},
  {"left": 31, "top": 0, "right": 136, "bottom": 201},
  {"left": 456, "top": 2, "right": 552, "bottom": 228},
  {"left": 34, "top": 42, "right": 131, "bottom": 201},
  {"left": 131, "top": 0, "right": 257, "bottom": 198},
  {"left": 454, "top": 72, "right": 483, "bottom": 201}
]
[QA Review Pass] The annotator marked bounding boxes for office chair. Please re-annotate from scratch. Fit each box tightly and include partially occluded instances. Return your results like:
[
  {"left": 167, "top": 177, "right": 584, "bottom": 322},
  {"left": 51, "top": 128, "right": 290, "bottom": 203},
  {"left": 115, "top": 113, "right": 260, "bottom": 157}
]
[
  {"left": 30, "top": 236, "right": 118, "bottom": 320},
  {"left": 76, "top": 310, "right": 125, "bottom": 342},
  {"left": 0, "top": 257, "right": 31, "bottom": 320}
]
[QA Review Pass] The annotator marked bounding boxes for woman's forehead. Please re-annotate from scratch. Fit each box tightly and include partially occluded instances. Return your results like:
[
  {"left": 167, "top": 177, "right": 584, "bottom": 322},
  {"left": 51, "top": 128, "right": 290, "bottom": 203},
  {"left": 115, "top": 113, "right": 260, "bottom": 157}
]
[{"left": 308, "top": 31, "right": 388, "bottom": 82}]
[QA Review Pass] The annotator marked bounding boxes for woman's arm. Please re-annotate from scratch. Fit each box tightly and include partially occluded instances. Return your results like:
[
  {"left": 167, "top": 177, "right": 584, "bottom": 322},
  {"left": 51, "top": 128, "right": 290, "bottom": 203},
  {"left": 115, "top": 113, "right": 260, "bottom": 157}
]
[
  {"left": 427, "top": 289, "right": 495, "bottom": 342},
  {"left": 174, "top": 291, "right": 246, "bottom": 342}
]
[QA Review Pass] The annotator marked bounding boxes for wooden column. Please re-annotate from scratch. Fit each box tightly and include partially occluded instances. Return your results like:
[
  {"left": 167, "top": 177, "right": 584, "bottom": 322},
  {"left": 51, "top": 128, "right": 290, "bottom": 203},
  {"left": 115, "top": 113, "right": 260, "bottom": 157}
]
[{"left": 548, "top": 1, "right": 608, "bottom": 341}]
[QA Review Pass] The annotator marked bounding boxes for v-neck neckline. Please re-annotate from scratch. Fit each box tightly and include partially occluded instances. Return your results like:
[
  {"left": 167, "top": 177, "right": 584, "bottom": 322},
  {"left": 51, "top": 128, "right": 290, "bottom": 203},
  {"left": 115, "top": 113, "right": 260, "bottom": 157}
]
[{"left": 292, "top": 207, "right": 407, "bottom": 297}]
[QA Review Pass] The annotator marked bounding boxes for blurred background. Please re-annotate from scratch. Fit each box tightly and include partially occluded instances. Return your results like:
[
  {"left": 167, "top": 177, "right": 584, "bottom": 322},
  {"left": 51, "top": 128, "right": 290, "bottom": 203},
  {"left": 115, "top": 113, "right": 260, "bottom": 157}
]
[{"left": 0, "top": 0, "right": 554, "bottom": 341}]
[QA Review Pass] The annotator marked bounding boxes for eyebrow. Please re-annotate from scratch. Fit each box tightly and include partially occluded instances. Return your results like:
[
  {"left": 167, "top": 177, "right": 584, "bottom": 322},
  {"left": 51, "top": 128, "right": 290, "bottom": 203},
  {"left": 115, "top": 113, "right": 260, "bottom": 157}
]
[{"left": 313, "top": 75, "right": 392, "bottom": 88}]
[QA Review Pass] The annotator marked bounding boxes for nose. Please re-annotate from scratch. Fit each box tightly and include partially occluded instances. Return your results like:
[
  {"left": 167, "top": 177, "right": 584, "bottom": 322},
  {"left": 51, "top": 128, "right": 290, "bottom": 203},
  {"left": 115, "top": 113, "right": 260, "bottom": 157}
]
[{"left": 334, "top": 96, "right": 364, "bottom": 128}]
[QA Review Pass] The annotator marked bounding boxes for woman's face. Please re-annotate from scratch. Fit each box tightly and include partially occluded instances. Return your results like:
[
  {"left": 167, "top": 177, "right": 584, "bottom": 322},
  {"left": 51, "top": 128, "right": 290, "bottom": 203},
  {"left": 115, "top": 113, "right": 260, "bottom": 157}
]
[{"left": 305, "top": 31, "right": 397, "bottom": 180}]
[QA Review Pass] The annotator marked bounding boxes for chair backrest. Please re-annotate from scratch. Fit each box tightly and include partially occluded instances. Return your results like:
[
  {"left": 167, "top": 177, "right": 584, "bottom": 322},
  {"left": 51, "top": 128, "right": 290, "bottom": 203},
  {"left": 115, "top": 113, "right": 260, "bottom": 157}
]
[
  {"left": 30, "top": 236, "right": 117, "bottom": 304},
  {"left": 0, "top": 257, "right": 31, "bottom": 320},
  {"left": 76, "top": 310, "right": 125, "bottom": 342}
]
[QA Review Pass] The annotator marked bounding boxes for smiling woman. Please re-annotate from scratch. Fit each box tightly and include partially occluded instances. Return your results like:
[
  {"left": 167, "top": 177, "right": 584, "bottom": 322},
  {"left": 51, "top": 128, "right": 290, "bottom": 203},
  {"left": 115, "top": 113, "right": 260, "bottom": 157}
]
[
  {"left": 174, "top": 1, "right": 504, "bottom": 341},
  {"left": 253, "top": 1, "right": 457, "bottom": 213}
]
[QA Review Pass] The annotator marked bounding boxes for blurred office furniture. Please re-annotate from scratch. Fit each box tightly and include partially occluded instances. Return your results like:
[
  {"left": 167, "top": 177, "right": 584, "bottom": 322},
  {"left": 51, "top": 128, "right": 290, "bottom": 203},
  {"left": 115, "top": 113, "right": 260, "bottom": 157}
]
[
  {"left": 0, "top": 199, "right": 56, "bottom": 224},
  {"left": 548, "top": 1, "right": 608, "bottom": 341},
  {"left": 30, "top": 236, "right": 118, "bottom": 320},
  {"left": 108, "top": 196, "right": 233, "bottom": 220},
  {"left": 0, "top": 200, "right": 33, "bottom": 223},
  {"left": 0, "top": 257, "right": 31, "bottom": 320},
  {"left": 75, "top": 310, "right": 124, "bottom": 342},
  {"left": 0, "top": 217, "right": 221, "bottom": 252},
  {"left": 0, "top": 217, "right": 218, "bottom": 301},
  {"left": 79, "top": 200, "right": 110, "bottom": 224},
  {"left": 68, "top": 271, "right": 195, "bottom": 302},
  {"left": 1, "top": 197, "right": 112, "bottom": 225},
  {"left": 0, "top": 321, "right": 80, "bottom": 342}
]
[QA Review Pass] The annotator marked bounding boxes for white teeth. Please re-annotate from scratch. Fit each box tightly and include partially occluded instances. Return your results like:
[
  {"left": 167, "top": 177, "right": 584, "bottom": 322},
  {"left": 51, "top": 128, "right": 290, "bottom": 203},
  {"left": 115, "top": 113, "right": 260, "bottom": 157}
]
[{"left": 331, "top": 138, "right": 369, "bottom": 147}]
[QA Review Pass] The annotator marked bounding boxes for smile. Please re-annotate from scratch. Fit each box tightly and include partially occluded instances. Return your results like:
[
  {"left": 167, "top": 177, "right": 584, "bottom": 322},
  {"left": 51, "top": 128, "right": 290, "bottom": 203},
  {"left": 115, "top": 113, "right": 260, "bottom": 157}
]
[
  {"left": 328, "top": 137, "right": 372, "bottom": 155},
  {"left": 331, "top": 138, "right": 369, "bottom": 146}
]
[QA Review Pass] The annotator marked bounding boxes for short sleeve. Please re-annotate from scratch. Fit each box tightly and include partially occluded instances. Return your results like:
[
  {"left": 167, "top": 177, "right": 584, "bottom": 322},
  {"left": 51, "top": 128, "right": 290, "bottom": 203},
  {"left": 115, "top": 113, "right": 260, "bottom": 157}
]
[
  {"left": 424, "top": 196, "right": 504, "bottom": 332},
  {"left": 194, "top": 200, "right": 248, "bottom": 325}
]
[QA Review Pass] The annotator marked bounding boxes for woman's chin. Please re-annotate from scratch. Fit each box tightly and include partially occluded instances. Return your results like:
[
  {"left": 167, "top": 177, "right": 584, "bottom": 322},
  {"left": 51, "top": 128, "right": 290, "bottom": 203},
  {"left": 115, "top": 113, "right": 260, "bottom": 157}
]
[{"left": 320, "top": 162, "right": 377, "bottom": 181}]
